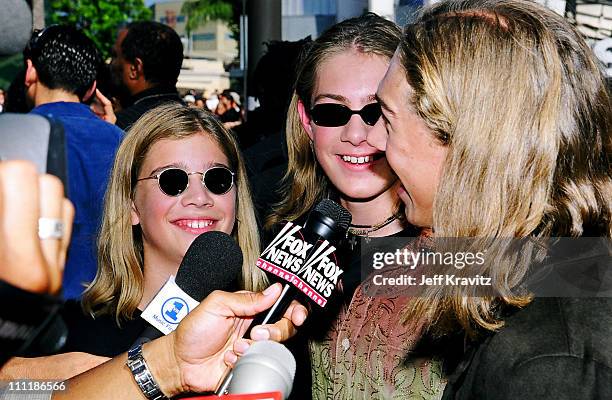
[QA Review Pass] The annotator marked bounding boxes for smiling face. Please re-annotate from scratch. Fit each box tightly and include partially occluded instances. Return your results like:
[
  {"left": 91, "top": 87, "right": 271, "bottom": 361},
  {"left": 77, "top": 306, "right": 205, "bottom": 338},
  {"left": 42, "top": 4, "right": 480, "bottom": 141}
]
[
  {"left": 297, "top": 49, "right": 398, "bottom": 201},
  {"left": 131, "top": 133, "right": 236, "bottom": 268},
  {"left": 372, "top": 53, "right": 448, "bottom": 229}
]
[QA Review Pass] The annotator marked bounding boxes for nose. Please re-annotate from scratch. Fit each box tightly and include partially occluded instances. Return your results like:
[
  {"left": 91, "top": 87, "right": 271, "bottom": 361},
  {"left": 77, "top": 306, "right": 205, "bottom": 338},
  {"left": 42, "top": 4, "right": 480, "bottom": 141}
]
[
  {"left": 367, "top": 123, "right": 388, "bottom": 152},
  {"left": 340, "top": 115, "right": 369, "bottom": 146},
  {"left": 180, "top": 174, "right": 214, "bottom": 207}
]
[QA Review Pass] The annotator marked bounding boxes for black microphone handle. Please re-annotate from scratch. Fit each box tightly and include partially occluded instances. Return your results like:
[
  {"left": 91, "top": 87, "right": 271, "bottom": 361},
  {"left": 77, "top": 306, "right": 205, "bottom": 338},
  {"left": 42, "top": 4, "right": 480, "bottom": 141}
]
[
  {"left": 242, "top": 283, "right": 297, "bottom": 339},
  {"left": 243, "top": 227, "right": 330, "bottom": 339}
]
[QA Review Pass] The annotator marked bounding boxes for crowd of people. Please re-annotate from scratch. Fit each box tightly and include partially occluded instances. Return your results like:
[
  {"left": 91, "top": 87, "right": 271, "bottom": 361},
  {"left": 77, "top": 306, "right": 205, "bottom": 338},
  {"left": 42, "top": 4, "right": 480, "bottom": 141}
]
[{"left": 0, "top": 0, "right": 610, "bottom": 399}]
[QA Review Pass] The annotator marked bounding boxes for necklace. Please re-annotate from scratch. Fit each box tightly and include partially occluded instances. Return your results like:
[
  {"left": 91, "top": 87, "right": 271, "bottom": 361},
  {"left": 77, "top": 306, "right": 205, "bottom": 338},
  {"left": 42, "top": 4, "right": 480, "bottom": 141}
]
[{"left": 347, "top": 214, "right": 400, "bottom": 237}]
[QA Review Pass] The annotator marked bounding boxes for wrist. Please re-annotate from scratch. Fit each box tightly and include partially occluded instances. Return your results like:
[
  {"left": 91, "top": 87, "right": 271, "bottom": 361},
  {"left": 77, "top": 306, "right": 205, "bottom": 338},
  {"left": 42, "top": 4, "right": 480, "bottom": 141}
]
[{"left": 143, "top": 334, "right": 187, "bottom": 397}]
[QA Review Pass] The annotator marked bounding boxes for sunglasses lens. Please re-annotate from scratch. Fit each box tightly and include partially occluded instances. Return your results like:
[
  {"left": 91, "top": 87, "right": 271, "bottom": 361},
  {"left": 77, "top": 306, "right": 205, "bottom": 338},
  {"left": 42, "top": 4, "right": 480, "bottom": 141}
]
[
  {"left": 204, "top": 167, "right": 234, "bottom": 195},
  {"left": 360, "top": 103, "right": 382, "bottom": 126},
  {"left": 310, "top": 104, "right": 351, "bottom": 127},
  {"left": 158, "top": 169, "right": 189, "bottom": 196}
]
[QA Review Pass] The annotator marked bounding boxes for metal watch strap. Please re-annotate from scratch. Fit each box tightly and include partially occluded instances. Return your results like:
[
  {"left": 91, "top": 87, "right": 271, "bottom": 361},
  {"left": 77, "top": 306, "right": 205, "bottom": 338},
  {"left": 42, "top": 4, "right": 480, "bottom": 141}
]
[{"left": 126, "top": 343, "right": 169, "bottom": 400}]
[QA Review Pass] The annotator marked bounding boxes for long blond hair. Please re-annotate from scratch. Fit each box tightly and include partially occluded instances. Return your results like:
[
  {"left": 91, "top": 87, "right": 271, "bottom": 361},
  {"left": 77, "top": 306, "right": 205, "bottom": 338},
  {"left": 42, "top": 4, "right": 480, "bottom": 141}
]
[
  {"left": 266, "top": 13, "right": 402, "bottom": 229},
  {"left": 83, "top": 103, "right": 267, "bottom": 321},
  {"left": 399, "top": 0, "right": 612, "bottom": 335}
]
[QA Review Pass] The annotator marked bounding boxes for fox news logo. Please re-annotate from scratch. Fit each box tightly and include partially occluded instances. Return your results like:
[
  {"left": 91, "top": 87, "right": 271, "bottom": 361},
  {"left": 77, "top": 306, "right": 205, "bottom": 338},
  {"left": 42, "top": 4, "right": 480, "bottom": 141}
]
[{"left": 257, "top": 222, "right": 343, "bottom": 307}]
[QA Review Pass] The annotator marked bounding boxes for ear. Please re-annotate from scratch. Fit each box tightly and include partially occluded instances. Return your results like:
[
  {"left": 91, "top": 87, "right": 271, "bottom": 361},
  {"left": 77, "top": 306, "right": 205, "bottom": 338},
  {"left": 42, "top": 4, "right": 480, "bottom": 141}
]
[
  {"left": 24, "top": 59, "right": 38, "bottom": 87},
  {"left": 130, "top": 58, "right": 144, "bottom": 80},
  {"left": 297, "top": 98, "right": 315, "bottom": 142},
  {"left": 82, "top": 80, "right": 97, "bottom": 103},
  {"left": 131, "top": 200, "right": 140, "bottom": 226}
]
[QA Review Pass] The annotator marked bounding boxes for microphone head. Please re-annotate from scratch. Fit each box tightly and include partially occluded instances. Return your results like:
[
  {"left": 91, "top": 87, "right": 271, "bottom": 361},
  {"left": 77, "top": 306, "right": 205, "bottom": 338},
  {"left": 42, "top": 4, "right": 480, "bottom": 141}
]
[
  {"left": 304, "top": 199, "right": 352, "bottom": 241},
  {"left": 175, "top": 231, "right": 243, "bottom": 301},
  {"left": 314, "top": 199, "right": 351, "bottom": 231},
  {"left": 228, "top": 340, "right": 296, "bottom": 399},
  {"left": 0, "top": 0, "right": 32, "bottom": 56}
]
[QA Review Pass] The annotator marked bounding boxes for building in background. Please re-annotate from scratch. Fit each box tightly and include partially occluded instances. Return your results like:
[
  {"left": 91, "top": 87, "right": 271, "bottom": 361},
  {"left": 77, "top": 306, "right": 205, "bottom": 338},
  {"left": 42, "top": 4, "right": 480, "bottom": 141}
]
[
  {"left": 148, "top": 0, "right": 610, "bottom": 92},
  {"left": 151, "top": 0, "right": 238, "bottom": 93},
  {"left": 279, "top": 0, "right": 422, "bottom": 39},
  {"left": 281, "top": 0, "right": 339, "bottom": 41}
]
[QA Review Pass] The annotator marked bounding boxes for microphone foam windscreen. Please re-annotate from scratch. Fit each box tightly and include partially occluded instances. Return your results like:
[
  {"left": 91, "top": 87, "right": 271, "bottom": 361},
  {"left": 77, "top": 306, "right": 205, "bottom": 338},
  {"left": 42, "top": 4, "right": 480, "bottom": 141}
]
[
  {"left": 0, "top": 0, "right": 32, "bottom": 56},
  {"left": 228, "top": 340, "right": 296, "bottom": 399},
  {"left": 175, "top": 231, "right": 243, "bottom": 301},
  {"left": 315, "top": 199, "right": 352, "bottom": 231}
]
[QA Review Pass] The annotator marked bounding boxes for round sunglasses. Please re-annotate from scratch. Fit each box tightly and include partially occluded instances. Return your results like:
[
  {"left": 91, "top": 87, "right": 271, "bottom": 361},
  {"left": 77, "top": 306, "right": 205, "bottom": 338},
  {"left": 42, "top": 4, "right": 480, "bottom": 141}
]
[
  {"left": 137, "top": 166, "right": 235, "bottom": 197},
  {"left": 309, "top": 102, "right": 382, "bottom": 127}
]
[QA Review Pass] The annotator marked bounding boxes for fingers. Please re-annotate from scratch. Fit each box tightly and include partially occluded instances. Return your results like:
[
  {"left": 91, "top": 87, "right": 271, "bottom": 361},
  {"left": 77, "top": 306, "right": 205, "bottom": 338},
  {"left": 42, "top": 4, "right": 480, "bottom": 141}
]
[
  {"left": 38, "top": 173, "right": 65, "bottom": 294},
  {"left": 249, "top": 300, "right": 307, "bottom": 342},
  {"left": 207, "top": 283, "right": 283, "bottom": 318},
  {"left": 287, "top": 300, "right": 308, "bottom": 327},
  {"left": 0, "top": 161, "right": 48, "bottom": 292},
  {"left": 223, "top": 338, "right": 252, "bottom": 367},
  {"left": 91, "top": 89, "right": 117, "bottom": 124},
  {"left": 251, "top": 318, "right": 295, "bottom": 342},
  {"left": 0, "top": 161, "right": 71, "bottom": 295}
]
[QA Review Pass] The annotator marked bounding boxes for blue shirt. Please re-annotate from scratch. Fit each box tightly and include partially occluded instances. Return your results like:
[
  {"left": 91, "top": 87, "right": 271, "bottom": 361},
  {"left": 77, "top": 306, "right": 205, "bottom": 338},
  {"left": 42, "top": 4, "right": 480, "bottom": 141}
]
[{"left": 31, "top": 102, "right": 124, "bottom": 299}]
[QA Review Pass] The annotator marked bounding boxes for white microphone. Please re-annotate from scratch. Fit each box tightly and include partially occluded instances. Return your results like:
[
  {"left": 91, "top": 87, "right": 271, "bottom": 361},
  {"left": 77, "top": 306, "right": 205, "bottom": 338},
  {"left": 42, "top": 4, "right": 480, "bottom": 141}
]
[{"left": 223, "top": 341, "right": 296, "bottom": 399}]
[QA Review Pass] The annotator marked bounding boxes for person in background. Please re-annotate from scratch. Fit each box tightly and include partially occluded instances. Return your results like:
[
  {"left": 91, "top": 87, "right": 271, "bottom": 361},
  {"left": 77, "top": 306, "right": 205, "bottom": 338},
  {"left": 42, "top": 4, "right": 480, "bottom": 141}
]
[
  {"left": 3, "top": 68, "right": 29, "bottom": 113},
  {"left": 241, "top": 38, "right": 311, "bottom": 221},
  {"left": 110, "top": 21, "right": 184, "bottom": 130},
  {"left": 216, "top": 89, "right": 242, "bottom": 129},
  {"left": 23, "top": 25, "right": 124, "bottom": 300},
  {"left": 0, "top": 88, "right": 5, "bottom": 113},
  {"left": 183, "top": 93, "right": 196, "bottom": 106},
  {"left": 371, "top": 0, "right": 612, "bottom": 398},
  {"left": 195, "top": 94, "right": 206, "bottom": 109}
]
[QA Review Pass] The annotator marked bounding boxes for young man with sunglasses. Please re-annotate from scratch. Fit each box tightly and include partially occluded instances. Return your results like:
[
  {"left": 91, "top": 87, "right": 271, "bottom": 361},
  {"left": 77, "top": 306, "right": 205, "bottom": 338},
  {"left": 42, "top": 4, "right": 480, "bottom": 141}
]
[{"left": 23, "top": 25, "right": 124, "bottom": 300}]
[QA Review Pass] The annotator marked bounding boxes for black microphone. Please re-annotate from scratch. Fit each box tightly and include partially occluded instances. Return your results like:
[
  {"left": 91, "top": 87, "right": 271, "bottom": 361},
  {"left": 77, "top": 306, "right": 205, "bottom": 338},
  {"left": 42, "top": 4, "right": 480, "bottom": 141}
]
[
  {"left": 133, "top": 231, "right": 243, "bottom": 345},
  {"left": 216, "top": 199, "right": 351, "bottom": 394},
  {"left": 246, "top": 199, "right": 351, "bottom": 335},
  {"left": 0, "top": 0, "right": 32, "bottom": 56}
]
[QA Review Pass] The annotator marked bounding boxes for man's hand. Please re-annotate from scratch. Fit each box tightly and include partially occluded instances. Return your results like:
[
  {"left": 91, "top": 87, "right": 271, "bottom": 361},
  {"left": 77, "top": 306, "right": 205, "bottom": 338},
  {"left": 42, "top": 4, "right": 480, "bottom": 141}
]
[
  {"left": 150, "top": 284, "right": 308, "bottom": 396},
  {"left": 90, "top": 89, "right": 117, "bottom": 125}
]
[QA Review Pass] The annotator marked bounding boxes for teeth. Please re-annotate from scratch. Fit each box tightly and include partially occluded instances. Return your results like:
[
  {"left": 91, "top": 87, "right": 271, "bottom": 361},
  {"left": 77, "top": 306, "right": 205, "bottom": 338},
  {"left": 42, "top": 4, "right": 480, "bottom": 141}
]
[
  {"left": 341, "top": 155, "right": 371, "bottom": 164},
  {"left": 185, "top": 220, "right": 213, "bottom": 229}
]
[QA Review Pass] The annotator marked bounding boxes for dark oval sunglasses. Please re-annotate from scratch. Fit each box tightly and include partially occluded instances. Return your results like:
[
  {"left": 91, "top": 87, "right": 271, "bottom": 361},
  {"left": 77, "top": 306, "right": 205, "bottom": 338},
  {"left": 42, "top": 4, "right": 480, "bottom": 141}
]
[
  {"left": 309, "top": 102, "right": 382, "bottom": 127},
  {"left": 137, "top": 166, "right": 235, "bottom": 197}
]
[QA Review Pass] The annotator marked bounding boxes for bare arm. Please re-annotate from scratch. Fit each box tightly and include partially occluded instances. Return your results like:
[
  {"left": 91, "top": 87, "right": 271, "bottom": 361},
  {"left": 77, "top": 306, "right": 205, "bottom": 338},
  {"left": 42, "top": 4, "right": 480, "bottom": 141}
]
[{"left": 53, "top": 285, "right": 307, "bottom": 399}]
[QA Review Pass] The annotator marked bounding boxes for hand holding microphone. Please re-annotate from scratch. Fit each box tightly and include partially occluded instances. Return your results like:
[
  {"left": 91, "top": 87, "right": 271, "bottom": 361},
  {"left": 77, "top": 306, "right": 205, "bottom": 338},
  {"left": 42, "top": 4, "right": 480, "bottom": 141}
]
[{"left": 54, "top": 284, "right": 306, "bottom": 400}]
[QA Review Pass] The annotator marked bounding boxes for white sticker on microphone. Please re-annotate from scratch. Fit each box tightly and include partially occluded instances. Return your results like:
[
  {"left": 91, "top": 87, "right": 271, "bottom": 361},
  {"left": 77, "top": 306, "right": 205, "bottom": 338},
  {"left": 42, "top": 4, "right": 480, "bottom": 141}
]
[{"left": 141, "top": 276, "right": 200, "bottom": 335}]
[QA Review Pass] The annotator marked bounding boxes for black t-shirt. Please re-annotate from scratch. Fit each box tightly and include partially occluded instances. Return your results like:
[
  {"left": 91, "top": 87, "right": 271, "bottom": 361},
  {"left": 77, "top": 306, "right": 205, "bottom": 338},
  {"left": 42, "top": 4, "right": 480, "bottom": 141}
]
[{"left": 60, "top": 300, "right": 147, "bottom": 357}]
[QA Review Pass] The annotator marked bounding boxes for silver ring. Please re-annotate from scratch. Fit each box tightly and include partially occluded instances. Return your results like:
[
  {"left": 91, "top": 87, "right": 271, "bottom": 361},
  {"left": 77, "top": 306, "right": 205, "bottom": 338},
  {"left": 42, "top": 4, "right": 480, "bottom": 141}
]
[{"left": 38, "top": 218, "right": 64, "bottom": 239}]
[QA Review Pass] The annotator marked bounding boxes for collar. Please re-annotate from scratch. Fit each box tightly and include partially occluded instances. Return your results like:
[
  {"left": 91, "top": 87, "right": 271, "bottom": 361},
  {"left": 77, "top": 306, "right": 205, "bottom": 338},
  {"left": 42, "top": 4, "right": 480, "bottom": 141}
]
[{"left": 125, "top": 85, "right": 180, "bottom": 108}]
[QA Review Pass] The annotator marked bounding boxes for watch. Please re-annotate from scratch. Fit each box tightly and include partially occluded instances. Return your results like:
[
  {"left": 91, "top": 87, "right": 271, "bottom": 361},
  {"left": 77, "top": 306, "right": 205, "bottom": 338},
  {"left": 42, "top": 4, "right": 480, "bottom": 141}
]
[{"left": 126, "top": 343, "right": 169, "bottom": 400}]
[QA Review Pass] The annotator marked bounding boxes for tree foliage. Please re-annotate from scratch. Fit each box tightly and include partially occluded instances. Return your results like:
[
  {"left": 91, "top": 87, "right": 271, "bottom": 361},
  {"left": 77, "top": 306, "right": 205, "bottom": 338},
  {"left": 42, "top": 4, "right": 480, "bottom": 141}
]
[
  {"left": 181, "top": 0, "right": 233, "bottom": 37},
  {"left": 48, "top": 0, "right": 152, "bottom": 59}
]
